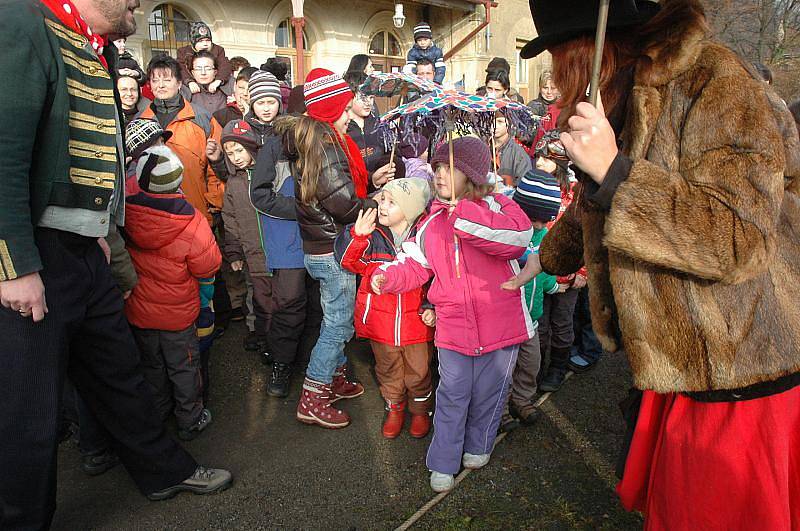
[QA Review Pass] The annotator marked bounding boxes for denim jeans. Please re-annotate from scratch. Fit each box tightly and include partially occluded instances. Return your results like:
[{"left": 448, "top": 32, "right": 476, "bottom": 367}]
[
  {"left": 304, "top": 254, "right": 356, "bottom": 384},
  {"left": 571, "top": 287, "right": 604, "bottom": 363}
]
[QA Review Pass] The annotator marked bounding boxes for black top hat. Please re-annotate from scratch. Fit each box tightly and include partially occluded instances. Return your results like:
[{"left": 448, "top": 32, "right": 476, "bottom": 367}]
[{"left": 520, "top": 0, "right": 660, "bottom": 59}]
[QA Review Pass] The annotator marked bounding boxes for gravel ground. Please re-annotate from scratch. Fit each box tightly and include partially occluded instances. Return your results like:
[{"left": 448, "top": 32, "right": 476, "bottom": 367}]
[{"left": 52, "top": 322, "right": 643, "bottom": 530}]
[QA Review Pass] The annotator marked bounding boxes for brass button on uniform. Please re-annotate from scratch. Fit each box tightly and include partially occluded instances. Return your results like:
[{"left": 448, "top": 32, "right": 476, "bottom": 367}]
[
  {"left": 100, "top": 218, "right": 106, "bottom": 224},
  {"left": 89, "top": 66, "right": 98, "bottom": 75},
  {"left": 93, "top": 93, "right": 101, "bottom": 102},
  {"left": 94, "top": 151, "right": 103, "bottom": 158},
  {"left": 94, "top": 177, "right": 103, "bottom": 184},
  {"left": 94, "top": 197, "right": 103, "bottom": 205},
  {"left": 96, "top": 123, "right": 104, "bottom": 130}
]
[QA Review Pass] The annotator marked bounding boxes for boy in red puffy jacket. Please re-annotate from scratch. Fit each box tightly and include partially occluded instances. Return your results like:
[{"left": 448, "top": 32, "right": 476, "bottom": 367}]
[
  {"left": 124, "top": 145, "right": 222, "bottom": 441},
  {"left": 334, "top": 178, "right": 435, "bottom": 439}
]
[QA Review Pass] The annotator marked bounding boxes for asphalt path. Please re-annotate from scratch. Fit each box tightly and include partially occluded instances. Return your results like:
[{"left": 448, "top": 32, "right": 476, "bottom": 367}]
[{"left": 52, "top": 321, "right": 642, "bottom": 530}]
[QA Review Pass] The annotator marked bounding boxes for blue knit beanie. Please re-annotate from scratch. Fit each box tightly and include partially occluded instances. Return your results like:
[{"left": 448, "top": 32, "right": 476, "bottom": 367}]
[{"left": 513, "top": 169, "right": 562, "bottom": 222}]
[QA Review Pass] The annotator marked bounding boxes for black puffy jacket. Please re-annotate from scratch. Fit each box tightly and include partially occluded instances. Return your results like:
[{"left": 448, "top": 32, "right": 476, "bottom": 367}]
[{"left": 293, "top": 138, "right": 377, "bottom": 255}]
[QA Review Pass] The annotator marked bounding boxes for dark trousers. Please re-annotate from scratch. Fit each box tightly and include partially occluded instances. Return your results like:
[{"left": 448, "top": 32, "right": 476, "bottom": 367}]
[
  {"left": 134, "top": 325, "right": 203, "bottom": 430},
  {"left": 250, "top": 274, "right": 274, "bottom": 337},
  {"left": 0, "top": 229, "right": 196, "bottom": 531},
  {"left": 571, "top": 287, "right": 604, "bottom": 362},
  {"left": 267, "top": 268, "right": 321, "bottom": 367},
  {"left": 538, "top": 288, "right": 579, "bottom": 373}
]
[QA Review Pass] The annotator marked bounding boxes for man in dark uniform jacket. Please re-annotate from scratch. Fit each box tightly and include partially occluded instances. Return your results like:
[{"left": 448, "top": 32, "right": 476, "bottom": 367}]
[{"left": 0, "top": 1, "right": 232, "bottom": 529}]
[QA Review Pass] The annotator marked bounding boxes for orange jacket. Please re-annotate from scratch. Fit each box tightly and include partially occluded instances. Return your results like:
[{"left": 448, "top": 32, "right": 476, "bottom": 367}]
[
  {"left": 124, "top": 191, "right": 222, "bottom": 331},
  {"left": 139, "top": 100, "right": 224, "bottom": 223}
]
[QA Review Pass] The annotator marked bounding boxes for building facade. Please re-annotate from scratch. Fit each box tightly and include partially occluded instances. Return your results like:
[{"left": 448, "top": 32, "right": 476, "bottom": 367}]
[{"left": 126, "top": 0, "right": 552, "bottom": 102}]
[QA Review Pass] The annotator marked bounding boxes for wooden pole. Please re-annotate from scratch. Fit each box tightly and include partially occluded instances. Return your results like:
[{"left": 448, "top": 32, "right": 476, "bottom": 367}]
[
  {"left": 589, "top": 0, "right": 610, "bottom": 106},
  {"left": 448, "top": 127, "right": 461, "bottom": 278}
]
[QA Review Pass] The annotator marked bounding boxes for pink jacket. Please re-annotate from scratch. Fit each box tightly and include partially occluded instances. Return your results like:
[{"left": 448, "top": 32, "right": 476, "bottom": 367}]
[{"left": 374, "top": 194, "right": 536, "bottom": 356}]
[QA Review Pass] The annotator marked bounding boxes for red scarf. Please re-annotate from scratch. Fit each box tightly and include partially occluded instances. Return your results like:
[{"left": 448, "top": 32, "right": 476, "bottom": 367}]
[
  {"left": 331, "top": 126, "right": 369, "bottom": 199},
  {"left": 42, "top": 0, "right": 108, "bottom": 68}
]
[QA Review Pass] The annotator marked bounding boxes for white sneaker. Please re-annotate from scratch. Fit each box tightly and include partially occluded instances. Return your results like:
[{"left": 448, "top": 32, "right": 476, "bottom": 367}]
[
  {"left": 462, "top": 452, "right": 491, "bottom": 470},
  {"left": 430, "top": 471, "right": 455, "bottom": 493}
]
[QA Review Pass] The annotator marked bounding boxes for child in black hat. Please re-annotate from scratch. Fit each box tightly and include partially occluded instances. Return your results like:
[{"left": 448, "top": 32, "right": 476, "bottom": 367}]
[{"left": 404, "top": 21, "right": 446, "bottom": 84}]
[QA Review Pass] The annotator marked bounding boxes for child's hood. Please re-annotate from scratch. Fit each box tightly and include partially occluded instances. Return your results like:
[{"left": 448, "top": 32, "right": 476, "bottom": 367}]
[{"left": 125, "top": 192, "right": 196, "bottom": 250}]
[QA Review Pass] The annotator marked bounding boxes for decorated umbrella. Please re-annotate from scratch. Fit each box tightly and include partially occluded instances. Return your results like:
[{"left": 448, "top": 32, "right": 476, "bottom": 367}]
[
  {"left": 358, "top": 71, "right": 441, "bottom": 98},
  {"left": 359, "top": 72, "right": 443, "bottom": 165},
  {"left": 378, "top": 89, "right": 539, "bottom": 277}
]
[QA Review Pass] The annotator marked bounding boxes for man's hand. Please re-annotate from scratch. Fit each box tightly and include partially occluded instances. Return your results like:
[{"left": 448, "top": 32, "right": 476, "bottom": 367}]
[
  {"left": 572, "top": 275, "right": 587, "bottom": 290},
  {"left": 371, "top": 162, "right": 396, "bottom": 188},
  {"left": 97, "top": 238, "right": 111, "bottom": 264},
  {"left": 354, "top": 208, "right": 377, "bottom": 237},
  {"left": 371, "top": 273, "right": 386, "bottom": 295},
  {"left": 208, "top": 79, "right": 223, "bottom": 93},
  {"left": 0, "top": 272, "right": 48, "bottom": 322},
  {"left": 560, "top": 92, "right": 618, "bottom": 184},
  {"left": 231, "top": 260, "right": 244, "bottom": 272},
  {"left": 420, "top": 308, "right": 436, "bottom": 327},
  {"left": 206, "top": 139, "right": 223, "bottom": 162},
  {"left": 189, "top": 81, "right": 201, "bottom": 94}
]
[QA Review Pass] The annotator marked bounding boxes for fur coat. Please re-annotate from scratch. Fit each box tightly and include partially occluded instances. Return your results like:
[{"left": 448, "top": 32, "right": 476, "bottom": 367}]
[{"left": 540, "top": 0, "right": 800, "bottom": 393}]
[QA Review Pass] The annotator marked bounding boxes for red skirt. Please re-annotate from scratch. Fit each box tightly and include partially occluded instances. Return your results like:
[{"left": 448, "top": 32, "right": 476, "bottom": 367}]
[{"left": 616, "top": 387, "right": 800, "bottom": 531}]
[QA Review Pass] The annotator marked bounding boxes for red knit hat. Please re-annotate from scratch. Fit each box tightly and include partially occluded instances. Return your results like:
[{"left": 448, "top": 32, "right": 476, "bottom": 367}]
[{"left": 303, "top": 68, "right": 353, "bottom": 123}]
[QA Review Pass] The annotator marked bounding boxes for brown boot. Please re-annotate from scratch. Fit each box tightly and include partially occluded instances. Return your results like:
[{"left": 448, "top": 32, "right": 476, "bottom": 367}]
[
  {"left": 331, "top": 364, "right": 365, "bottom": 402},
  {"left": 382, "top": 401, "right": 406, "bottom": 439},
  {"left": 296, "top": 378, "right": 350, "bottom": 429}
]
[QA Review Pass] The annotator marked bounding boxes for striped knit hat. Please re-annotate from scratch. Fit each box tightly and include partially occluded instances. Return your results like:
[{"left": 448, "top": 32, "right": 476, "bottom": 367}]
[
  {"left": 303, "top": 68, "right": 354, "bottom": 123},
  {"left": 125, "top": 118, "right": 173, "bottom": 159},
  {"left": 413, "top": 21, "right": 433, "bottom": 41},
  {"left": 513, "top": 169, "right": 562, "bottom": 222},
  {"left": 136, "top": 145, "right": 184, "bottom": 194},
  {"left": 249, "top": 70, "right": 283, "bottom": 108}
]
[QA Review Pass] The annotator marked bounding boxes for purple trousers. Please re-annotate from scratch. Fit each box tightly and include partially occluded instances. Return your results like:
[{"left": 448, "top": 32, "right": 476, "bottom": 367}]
[{"left": 427, "top": 345, "right": 519, "bottom": 475}]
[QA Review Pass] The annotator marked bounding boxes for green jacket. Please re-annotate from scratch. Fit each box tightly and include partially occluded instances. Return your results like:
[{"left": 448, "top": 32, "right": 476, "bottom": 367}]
[
  {"left": 524, "top": 227, "right": 558, "bottom": 322},
  {"left": 0, "top": 0, "right": 124, "bottom": 280}
]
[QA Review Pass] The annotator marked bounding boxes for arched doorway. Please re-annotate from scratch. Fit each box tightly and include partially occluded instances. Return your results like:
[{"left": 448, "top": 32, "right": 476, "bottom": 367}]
[
  {"left": 368, "top": 30, "right": 404, "bottom": 74},
  {"left": 274, "top": 17, "right": 312, "bottom": 85},
  {"left": 369, "top": 30, "right": 405, "bottom": 113},
  {"left": 147, "top": 3, "right": 196, "bottom": 60}
]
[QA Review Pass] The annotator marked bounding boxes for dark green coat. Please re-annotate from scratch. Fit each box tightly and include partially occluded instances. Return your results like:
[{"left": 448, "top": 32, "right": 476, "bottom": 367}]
[{"left": 0, "top": 0, "right": 125, "bottom": 280}]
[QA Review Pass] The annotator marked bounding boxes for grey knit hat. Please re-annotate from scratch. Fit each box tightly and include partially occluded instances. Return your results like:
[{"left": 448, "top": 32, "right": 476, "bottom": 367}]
[
  {"left": 248, "top": 70, "right": 283, "bottom": 108},
  {"left": 136, "top": 145, "right": 184, "bottom": 194}
]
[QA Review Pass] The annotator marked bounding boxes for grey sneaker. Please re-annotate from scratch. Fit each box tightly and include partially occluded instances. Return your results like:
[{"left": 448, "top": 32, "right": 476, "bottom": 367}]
[
  {"left": 462, "top": 452, "right": 491, "bottom": 470},
  {"left": 430, "top": 471, "right": 455, "bottom": 493},
  {"left": 178, "top": 409, "right": 212, "bottom": 441},
  {"left": 147, "top": 466, "right": 233, "bottom": 501}
]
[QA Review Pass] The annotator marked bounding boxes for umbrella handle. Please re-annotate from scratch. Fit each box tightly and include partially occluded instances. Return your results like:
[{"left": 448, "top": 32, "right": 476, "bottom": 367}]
[
  {"left": 448, "top": 130, "right": 461, "bottom": 279},
  {"left": 589, "top": 0, "right": 610, "bottom": 107}
]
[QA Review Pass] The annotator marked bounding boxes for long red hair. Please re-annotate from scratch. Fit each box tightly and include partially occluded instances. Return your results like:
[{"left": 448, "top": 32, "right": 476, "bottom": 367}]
[{"left": 550, "top": 31, "right": 640, "bottom": 129}]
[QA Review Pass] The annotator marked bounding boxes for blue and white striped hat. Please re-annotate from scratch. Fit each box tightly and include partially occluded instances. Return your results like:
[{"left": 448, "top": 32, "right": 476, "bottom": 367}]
[{"left": 513, "top": 169, "right": 562, "bottom": 222}]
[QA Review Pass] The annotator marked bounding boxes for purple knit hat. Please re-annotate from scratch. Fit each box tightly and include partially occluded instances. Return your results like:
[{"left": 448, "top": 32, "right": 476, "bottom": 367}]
[
  {"left": 430, "top": 136, "right": 491, "bottom": 185},
  {"left": 400, "top": 135, "right": 429, "bottom": 159}
]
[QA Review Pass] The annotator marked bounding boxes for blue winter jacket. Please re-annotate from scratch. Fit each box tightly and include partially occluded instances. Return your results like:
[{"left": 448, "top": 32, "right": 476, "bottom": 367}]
[
  {"left": 251, "top": 136, "right": 305, "bottom": 271},
  {"left": 405, "top": 43, "right": 446, "bottom": 84}
]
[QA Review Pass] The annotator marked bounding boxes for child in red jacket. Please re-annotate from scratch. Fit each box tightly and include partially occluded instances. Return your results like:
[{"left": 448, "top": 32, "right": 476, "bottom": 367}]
[
  {"left": 124, "top": 145, "right": 222, "bottom": 441},
  {"left": 335, "top": 178, "right": 435, "bottom": 439}
]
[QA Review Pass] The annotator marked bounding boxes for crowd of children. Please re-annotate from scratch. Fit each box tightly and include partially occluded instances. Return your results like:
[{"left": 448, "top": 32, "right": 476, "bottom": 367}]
[{"left": 101, "top": 17, "right": 604, "bottom": 494}]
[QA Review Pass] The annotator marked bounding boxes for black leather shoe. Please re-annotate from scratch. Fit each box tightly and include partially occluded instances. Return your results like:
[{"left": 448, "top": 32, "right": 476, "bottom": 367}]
[
  {"left": 539, "top": 369, "right": 567, "bottom": 393},
  {"left": 267, "top": 362, "right": 291, "bottom": 398},
  {"left": 81, "top": 450, "right": 120, "bottom": 477}
]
